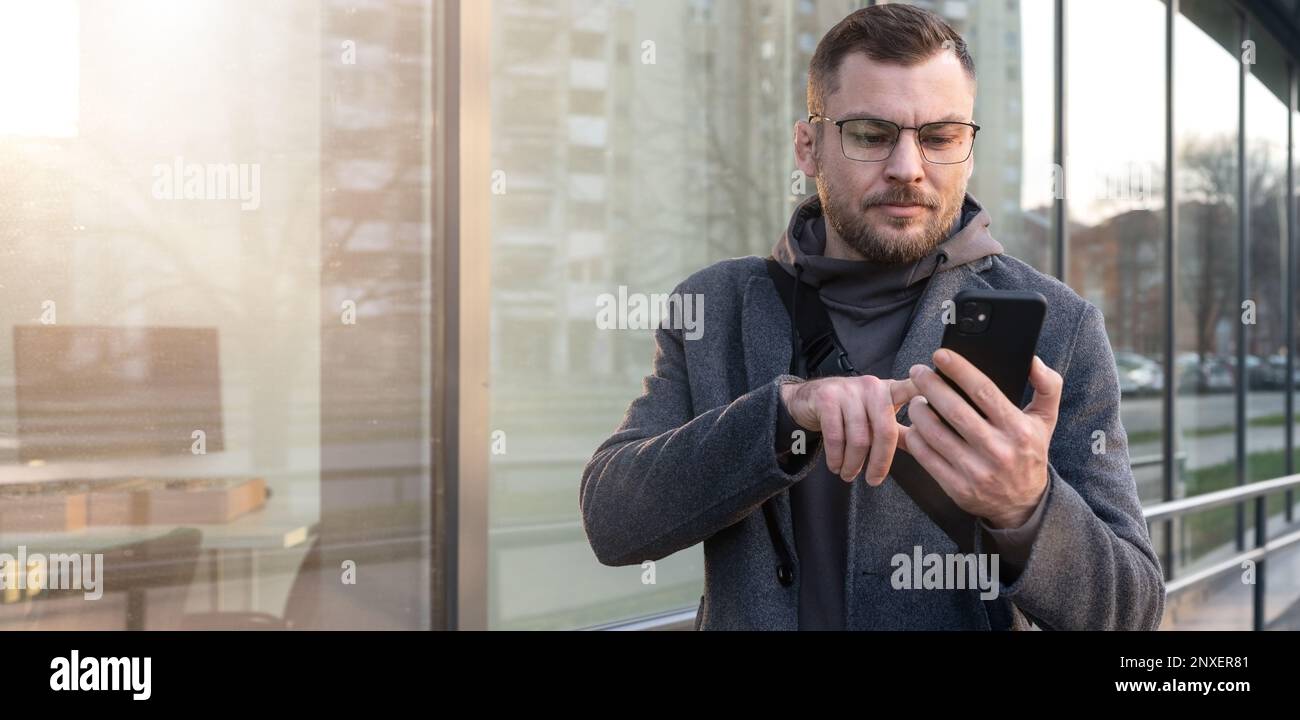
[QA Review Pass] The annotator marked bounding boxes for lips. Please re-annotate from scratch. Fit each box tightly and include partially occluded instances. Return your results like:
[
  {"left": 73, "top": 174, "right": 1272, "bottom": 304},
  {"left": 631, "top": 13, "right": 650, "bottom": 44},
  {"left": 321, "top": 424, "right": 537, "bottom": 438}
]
[{"left": 874, "top": 203, "right": 928, "bottom": 219}]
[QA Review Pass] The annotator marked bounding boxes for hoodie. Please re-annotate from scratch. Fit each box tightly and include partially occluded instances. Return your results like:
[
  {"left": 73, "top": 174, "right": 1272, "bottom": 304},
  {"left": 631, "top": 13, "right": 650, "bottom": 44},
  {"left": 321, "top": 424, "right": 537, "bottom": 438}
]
[{"left": 770, "top": 192, "right": 1045, "bottom": 630}]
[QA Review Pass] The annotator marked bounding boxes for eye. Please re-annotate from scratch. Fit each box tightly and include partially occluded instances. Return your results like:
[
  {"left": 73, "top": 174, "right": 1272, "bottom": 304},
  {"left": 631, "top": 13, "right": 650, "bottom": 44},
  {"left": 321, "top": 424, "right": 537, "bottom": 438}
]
[{"left": 851, "top": 133, "right": 891, "bottom": 146}]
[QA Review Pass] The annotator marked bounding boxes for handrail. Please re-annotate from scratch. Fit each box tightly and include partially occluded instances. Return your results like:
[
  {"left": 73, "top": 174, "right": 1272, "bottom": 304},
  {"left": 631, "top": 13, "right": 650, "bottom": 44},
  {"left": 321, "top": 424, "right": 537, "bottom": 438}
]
[
  {"left": 1143, "top": 473, "right": 1300, "bottom": 524},
  {"left": 1164, "top": 526, "right": 1300, "bottom": 597}
]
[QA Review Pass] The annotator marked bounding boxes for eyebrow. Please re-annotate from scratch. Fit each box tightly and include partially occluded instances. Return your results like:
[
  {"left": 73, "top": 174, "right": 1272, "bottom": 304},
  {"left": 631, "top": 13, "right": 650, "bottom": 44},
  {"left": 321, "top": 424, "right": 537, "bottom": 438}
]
[{"left": 835, "top": 111, "right": 970, "bottom": 124}]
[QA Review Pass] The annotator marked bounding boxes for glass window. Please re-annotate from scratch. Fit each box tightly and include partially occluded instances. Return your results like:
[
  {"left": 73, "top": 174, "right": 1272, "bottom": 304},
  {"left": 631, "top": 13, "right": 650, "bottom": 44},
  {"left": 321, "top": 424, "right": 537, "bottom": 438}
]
[
  {"left": 1172, "top": 0, "right": 1242, "bottom": 581},
  {"left": 1065, "top": 0, "right": 1167, "bottom": 511},
  {"left": 1244, "top": 29, "right": 1292, "bottom": 531},
  {"left": 487, "top": 0, "right": 868, "bottom": 629},
  {"left": 488, "top": 0, "right": 1056, "bottom": 629},
  {"left": 0, "top": 0, "right": 443, "bottom": 630},
  {"left": 910, "top": 0, "right": 1057, "bottom": 273}
]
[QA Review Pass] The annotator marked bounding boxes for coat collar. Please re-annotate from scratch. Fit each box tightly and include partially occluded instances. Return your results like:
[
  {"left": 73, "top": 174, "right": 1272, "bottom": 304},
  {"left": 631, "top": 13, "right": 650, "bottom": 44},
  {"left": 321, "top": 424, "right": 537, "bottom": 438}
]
[{"left": 742, "top": 255, "right": 996, "bottom": 392}]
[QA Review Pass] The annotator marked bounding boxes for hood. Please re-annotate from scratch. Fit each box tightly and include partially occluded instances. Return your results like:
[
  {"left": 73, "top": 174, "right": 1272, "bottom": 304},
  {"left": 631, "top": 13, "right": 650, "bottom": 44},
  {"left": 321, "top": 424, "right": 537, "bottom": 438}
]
[{"left": 771, "top": 193, "right": 1003, "bottom": 309}]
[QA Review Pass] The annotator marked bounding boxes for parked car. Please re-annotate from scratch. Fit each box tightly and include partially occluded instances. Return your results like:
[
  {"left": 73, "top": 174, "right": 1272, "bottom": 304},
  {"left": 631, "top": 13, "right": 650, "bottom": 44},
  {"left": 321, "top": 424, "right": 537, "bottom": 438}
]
[
  {"left": 1202, "top": 356, "right": 1235, "bottom": 392},
  {"left": 1226, "top": 354, "right": 1278, "bottom": 390},
  {"left": 1175, "top": 352, "right": 1234, "bottom": 393},
  {"left": 1114, "top": 351, "right": 1163, "bottom": 397},
  {"left": 1262, "top": 354, "right": 1298, "bottom": 390}
]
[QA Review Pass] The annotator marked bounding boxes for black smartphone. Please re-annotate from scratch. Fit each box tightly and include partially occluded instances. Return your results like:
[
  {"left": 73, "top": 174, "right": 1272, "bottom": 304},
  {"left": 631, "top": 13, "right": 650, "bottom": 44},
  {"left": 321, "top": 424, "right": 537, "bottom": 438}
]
[
  {"left": 936, "top": 289, "right": 1047, "bottom": 416},
  {"left": 887, "top": 289, "right": 1047, "bottom": 553}
]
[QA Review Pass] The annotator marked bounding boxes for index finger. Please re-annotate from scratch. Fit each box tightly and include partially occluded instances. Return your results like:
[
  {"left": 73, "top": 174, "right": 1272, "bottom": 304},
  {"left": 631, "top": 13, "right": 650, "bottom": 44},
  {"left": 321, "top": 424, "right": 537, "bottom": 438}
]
[{"left": 931, "top": 348, "right": 1017, "bottom": 427}]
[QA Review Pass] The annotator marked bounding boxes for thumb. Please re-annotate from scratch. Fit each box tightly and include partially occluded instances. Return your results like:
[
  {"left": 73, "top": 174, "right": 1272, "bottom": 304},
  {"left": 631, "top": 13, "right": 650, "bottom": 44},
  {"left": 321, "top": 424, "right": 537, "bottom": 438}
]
[{"left": 1024, "top": 356, "right": 1062, "bottom": 427}]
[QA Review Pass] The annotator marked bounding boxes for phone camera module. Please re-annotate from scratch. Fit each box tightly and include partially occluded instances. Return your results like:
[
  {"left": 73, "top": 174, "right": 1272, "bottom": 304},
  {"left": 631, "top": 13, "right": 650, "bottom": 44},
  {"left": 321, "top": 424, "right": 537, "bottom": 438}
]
[{"left": 957, "top": 301, "right": 993, "bottom": 334}]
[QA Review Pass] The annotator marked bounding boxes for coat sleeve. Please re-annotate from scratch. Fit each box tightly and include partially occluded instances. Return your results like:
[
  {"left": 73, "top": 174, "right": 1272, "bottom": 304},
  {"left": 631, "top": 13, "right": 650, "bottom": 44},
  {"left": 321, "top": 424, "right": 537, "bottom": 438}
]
[
  {"left": 978, "top": 302, "right": 1167, "bottom": 630},
  {"left": 580, "top": 312, "right": 819, "bottom": 567}
]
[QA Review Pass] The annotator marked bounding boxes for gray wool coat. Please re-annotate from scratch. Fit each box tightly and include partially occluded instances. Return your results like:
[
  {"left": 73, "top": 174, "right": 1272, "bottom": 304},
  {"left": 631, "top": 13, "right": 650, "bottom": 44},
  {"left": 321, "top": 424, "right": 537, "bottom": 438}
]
[{"left": 579, "top": 248, "right": 1167, "bottom": 631}]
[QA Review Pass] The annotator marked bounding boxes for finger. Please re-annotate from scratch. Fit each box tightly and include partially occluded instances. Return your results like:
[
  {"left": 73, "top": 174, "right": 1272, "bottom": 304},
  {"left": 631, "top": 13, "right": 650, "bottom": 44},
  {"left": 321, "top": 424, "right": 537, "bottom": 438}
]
[
  {"left": 818, "top": 388, "right": 846, "bottom": 475},
  {"left": 1024, "top": 356, "right": 1063, "bottom": 428},
  {"left": 897, "top": 425, "right": 964, "bottom": 498},
  {"left": 907, "top": 394, "right": 975, "bottom": 470},
  {"left": 932, "top": 349, "right": 1018, "bottom": 428},
  {"left": 888, "top": 377, "right": 920, "bottom": 412},
  {"left": 908, "top": 362, "right": 996, "bottom": 449},
  {"left": 838, "top": 386, "right": 870, "bottom": 483},
  {"left": 863, "top": 379, "right": 900, "bottom": 487}
]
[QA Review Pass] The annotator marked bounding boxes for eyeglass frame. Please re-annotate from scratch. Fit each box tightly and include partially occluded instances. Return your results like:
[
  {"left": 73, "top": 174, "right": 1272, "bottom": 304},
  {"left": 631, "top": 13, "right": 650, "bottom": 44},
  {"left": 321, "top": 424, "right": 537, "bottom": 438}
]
[{"left": 807, "top": 114, "right": 982, "bottom": 165}]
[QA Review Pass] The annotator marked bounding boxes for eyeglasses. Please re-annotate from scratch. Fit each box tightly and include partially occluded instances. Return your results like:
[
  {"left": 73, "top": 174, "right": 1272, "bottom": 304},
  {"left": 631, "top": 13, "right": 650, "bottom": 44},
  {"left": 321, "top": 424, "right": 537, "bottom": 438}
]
[{"left": 808, "top": 114, "right": 980, "bottom": 165}]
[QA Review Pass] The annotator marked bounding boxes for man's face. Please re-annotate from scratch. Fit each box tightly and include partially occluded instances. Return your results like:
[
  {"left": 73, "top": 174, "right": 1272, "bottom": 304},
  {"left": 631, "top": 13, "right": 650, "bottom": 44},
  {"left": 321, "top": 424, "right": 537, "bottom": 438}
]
[{"left": 795, "top": 50, "right": 976, "bottom": 264}]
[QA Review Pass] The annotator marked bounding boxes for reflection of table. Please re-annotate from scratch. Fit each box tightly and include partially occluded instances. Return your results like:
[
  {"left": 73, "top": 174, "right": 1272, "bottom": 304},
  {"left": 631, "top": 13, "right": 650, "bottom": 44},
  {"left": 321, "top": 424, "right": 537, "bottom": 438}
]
[
  {"left": 0, "top": 501, "right": 314, "bottom": 629},
  {"left": 0, "top": 449, "right": 271, "bottom": 487}
]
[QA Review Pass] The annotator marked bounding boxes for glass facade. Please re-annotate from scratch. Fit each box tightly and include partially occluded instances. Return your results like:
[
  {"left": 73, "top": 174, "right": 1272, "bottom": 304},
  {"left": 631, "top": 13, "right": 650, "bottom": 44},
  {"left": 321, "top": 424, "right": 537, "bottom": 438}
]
[
  {"left": 487, "top": 0, "right": 1300, "bottom": 631},
  {"left": 1, "top": 0, "right": 1299, "bottom": 631},
  {"left": 0, "top": 0, "right": 444, "bottom": 630}
]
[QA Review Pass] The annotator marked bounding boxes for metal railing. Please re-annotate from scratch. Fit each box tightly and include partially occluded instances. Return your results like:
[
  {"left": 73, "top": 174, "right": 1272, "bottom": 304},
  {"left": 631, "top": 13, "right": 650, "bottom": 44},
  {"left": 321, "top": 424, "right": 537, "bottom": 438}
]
[{"left": 1144, "top": 473, "right": 1300, "bottom": 629}]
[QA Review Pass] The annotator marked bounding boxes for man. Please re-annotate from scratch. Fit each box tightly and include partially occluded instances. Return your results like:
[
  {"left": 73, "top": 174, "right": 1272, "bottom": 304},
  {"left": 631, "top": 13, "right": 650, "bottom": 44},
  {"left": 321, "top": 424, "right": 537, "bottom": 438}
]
[{"left": 580, "top": 4, "right": 1165, "bottom": 630}]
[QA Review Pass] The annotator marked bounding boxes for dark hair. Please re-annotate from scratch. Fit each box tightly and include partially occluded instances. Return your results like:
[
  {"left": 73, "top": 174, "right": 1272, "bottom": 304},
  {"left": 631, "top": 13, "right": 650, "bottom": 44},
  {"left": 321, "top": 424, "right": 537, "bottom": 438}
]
[{"left": 807, "top": 4, "right": 975, "bottom": 118}]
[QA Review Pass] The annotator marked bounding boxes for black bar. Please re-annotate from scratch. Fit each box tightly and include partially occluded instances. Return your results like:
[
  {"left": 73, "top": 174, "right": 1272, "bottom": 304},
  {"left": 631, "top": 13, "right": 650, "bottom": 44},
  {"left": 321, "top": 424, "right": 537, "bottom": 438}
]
[
  {"left": 8, "top": 631, "right": 1296, "bottom": 707},
  {"left": 1254, "top": 495, "right": 1267, "bottom": 630}
]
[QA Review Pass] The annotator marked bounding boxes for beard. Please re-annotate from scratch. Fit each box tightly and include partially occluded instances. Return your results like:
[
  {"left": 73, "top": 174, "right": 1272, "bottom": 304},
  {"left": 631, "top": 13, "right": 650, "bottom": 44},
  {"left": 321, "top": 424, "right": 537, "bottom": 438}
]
[{"left": 816, "top": 171, "right": 965, "bottom": 265}]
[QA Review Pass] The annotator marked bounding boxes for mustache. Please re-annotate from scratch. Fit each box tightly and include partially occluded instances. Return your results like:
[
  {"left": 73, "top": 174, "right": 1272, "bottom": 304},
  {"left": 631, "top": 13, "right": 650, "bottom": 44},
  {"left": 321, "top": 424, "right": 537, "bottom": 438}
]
[{"left": 863, "top": 188, "right": 940, "bottom": 209}]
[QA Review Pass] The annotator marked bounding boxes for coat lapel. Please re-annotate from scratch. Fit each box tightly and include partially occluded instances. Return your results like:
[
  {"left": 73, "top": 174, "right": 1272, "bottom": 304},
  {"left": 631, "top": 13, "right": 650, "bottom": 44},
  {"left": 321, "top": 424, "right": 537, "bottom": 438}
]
[
  {"left": 740, "top": 272, "right": 801, "bottom": 569},
  {"left": 741, "top": 274, "right": 794, "bottom": 389}
]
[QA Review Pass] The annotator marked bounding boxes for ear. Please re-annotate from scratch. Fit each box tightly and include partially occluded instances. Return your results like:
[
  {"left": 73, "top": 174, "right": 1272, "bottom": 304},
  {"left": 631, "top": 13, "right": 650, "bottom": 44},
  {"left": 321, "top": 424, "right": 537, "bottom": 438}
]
[
  {"left": 965, "top": 156, "right": 975, "bottom": 181},
  {"left": 793, "top": 120, "right": 820, "bottom": 179}
]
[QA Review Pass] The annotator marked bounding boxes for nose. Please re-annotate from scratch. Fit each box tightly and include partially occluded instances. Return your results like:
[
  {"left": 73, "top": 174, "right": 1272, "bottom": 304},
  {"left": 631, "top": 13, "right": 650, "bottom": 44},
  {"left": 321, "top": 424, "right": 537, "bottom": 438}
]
[{"left": 883, "top": 128, "right": 925, "bottom": 185}]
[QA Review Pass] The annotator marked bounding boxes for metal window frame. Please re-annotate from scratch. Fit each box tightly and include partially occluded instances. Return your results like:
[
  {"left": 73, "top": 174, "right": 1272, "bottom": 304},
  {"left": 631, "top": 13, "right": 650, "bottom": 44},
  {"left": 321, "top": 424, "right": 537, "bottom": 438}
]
[
  {"left": 1163, "top": 0, "right": 1180, "bottom": 585},
  {"left": 1054, "top": 0, "right": 1067, "bottom": 282},
  {"left": 1236, "top": 9, "right": 1249, "bottom": 561},
  {"left": 1288, "top": 54, "right": 1297, "bottom": 524},
  {"left": 441, "top": 0, "right": 492, "bottom": 631}
]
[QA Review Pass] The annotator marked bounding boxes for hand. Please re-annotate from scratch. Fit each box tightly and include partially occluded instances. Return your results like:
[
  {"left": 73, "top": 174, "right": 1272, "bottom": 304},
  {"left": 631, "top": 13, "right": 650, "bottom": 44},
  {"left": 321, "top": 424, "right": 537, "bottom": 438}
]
[
  {"left": 896, "top": 350, "right": 1062, "bottom": 529},
  {"left": 780, "top": 375, "right": 919, "bottom": 485}
]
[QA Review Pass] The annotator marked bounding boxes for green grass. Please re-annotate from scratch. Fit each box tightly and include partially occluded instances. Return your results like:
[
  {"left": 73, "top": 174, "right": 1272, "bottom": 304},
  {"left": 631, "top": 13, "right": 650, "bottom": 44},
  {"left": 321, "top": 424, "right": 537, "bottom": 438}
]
[
  {"left": 1127, "top": 413, "right": 1290, "bottom": 447},
  {"left": 1178, "top": 448, "right": 1296, "bottom": 564}
]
